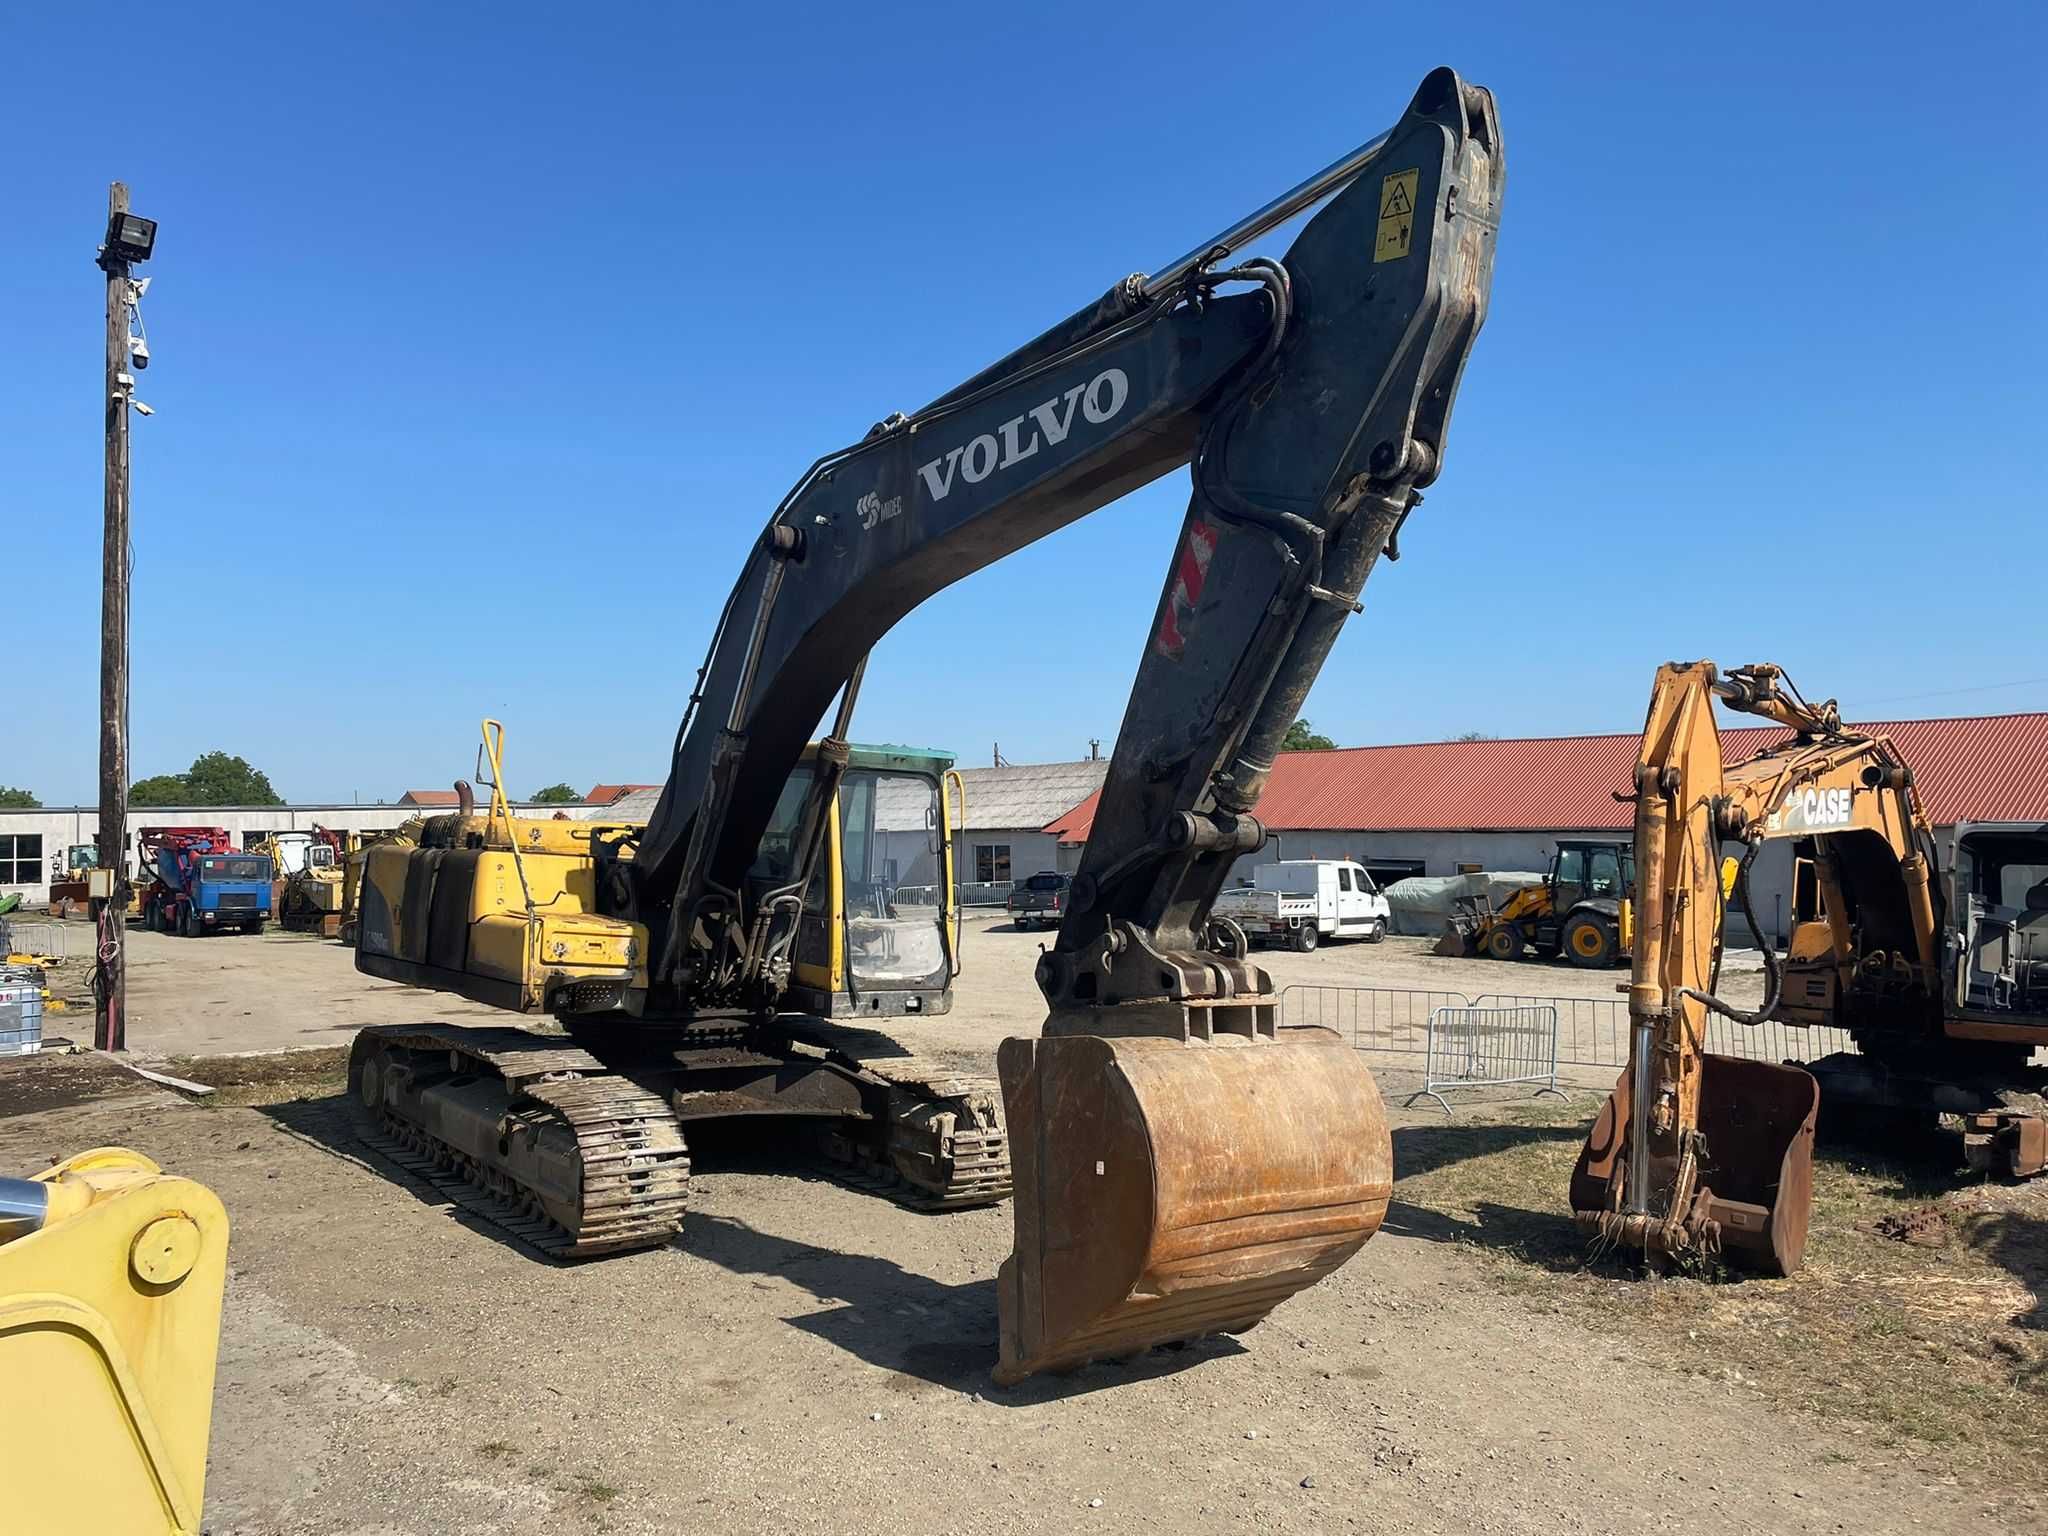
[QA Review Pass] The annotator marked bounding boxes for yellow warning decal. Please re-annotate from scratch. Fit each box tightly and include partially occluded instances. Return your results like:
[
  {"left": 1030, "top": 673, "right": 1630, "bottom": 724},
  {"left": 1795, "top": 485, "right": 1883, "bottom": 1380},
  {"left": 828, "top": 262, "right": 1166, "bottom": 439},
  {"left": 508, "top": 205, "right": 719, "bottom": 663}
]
[{"left": 1373, "top": 168, "right": 1420, "bottom": 263}]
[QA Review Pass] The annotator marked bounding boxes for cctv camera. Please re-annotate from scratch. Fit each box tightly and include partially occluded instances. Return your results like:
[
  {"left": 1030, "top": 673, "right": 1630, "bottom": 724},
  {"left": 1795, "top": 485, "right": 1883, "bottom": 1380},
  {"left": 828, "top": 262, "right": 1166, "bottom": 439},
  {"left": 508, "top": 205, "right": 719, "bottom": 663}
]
[
  {"left": 128, "top": 336, "right": 150, "bottom": 369},
  {"left": 132, "top": 399, "right": 154, "bottom": 416}
]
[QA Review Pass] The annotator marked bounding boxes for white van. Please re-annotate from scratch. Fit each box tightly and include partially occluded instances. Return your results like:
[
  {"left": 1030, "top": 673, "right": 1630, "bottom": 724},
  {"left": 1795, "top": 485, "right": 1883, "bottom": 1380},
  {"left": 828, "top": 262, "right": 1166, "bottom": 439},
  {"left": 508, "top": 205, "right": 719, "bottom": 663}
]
[{"left": 1213, "top": 860, "right": 1391, "bottom": 951}]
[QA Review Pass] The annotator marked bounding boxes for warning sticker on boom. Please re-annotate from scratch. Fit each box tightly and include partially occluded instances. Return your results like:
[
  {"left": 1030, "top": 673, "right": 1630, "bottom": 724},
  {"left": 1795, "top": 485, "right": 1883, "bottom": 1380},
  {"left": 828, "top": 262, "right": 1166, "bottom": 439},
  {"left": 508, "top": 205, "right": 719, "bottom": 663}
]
[{"left": 1374, "top": 168, "right": 1420, "bottom": 263}]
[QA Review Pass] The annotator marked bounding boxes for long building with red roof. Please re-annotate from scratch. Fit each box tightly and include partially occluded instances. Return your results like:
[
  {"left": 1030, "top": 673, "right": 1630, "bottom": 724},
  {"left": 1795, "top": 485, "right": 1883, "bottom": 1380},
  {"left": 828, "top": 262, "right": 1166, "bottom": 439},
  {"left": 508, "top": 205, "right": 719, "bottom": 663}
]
[{"left": 1033, "top": 712, "right": 2048, "bottom": 943}]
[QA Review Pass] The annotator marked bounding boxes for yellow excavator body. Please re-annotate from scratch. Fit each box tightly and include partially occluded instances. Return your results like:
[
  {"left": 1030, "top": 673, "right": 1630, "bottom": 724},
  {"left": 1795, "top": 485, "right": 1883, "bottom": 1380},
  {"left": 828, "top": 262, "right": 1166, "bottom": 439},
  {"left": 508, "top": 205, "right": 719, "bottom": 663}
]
[{"left": 0, "top": 1147, "right": 229, "bottom": 1536}]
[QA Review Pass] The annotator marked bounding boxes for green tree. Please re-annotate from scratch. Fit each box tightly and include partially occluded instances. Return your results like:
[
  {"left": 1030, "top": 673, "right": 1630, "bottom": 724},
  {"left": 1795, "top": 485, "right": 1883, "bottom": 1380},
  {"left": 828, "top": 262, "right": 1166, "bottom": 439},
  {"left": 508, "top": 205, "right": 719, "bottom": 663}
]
[
  {"left": 130, "top": 752, "right": 285, "bottom": 807},
  {"left": 529, "top": 783, "right": 581, "bottom": 805},
  {"left": 129, "top": 774, "right": 192, "bottom": 807},
  {"left": 0, "top": 786, "right": 39, "bottom": 809},
  {"left": 1280, "top": 719, "right": 1337, "bottom": 752}
]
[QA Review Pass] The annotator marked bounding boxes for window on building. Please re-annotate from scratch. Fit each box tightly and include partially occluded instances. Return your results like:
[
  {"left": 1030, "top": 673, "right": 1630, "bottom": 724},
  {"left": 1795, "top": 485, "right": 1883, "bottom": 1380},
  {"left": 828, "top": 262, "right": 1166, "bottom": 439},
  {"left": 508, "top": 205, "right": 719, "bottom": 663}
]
[
  {"left": 975, "top": 844, "right": 1011, "bottom": 884},
  {"left": 0, "top": 833, "right": 45, "bottom": 885}
]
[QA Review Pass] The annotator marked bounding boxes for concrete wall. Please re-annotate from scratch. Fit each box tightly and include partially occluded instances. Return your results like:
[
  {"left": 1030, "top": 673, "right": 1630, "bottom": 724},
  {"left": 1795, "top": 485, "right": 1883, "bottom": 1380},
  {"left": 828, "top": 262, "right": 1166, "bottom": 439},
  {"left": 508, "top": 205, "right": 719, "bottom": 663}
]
[{"left": 0, "top": 803, "right": 554, "bottom": 906}]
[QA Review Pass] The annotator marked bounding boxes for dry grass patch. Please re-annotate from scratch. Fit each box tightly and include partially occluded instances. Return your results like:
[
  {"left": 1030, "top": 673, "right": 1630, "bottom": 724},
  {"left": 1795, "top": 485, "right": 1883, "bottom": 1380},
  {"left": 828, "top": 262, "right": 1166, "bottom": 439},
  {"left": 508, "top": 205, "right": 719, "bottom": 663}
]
[
  {"left": 163, "top": 1046, "right": 350, "bottom": 1106},
  {"left": 1392, "top": 1096, "right": 2048, "bottom": 1489}
]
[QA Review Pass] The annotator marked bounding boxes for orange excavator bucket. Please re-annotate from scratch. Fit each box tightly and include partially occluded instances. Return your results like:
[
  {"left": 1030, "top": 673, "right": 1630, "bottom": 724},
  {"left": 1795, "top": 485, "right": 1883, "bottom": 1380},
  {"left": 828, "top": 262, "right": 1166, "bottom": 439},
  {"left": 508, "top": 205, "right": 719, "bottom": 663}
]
[
  {"left": 1569, "top": 1053, "right": 1817, "bottom": 1276},
  {"left": 994, "top": 1027, "right": 1391, "bottom": 1383}
]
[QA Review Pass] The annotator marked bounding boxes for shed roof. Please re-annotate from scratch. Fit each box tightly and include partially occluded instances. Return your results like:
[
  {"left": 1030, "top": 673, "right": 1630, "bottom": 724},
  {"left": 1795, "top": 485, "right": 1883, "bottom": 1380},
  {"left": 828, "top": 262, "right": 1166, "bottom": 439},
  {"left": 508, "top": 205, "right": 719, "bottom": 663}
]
[
  {"left": 1043, "top": 712, "right": 2048, "bottom": 843},
  {"left": 585, "top": 783, "right": 661, "bottom": 806},
  {"left": 952, "top": 760, "right": 1110, "bottom": 832}
]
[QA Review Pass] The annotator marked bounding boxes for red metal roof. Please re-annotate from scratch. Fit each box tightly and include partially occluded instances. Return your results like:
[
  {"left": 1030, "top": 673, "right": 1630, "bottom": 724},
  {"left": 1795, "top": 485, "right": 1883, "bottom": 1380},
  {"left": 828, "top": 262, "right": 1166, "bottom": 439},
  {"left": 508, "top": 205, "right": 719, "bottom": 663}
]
[
  {"left": 585, "top": 783, "right": 661, "bottom": 806},
  {"left": 1042, "top": 713, "right": 2048, "bottom": 842}
]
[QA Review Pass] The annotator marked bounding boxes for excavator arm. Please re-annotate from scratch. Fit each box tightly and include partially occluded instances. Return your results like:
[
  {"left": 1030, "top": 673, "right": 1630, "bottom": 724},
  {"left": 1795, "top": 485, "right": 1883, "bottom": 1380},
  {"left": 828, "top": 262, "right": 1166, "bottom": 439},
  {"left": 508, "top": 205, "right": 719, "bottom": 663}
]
[
  {"left": 619, "top": 68, "right": 1501, "bottom": 1030},
  {"left": 1571, "top": 661, "right": 1944, "bottom": 1275},
  {"left": 643, "top": 69, "right": 1497, "bottom": 1381}
]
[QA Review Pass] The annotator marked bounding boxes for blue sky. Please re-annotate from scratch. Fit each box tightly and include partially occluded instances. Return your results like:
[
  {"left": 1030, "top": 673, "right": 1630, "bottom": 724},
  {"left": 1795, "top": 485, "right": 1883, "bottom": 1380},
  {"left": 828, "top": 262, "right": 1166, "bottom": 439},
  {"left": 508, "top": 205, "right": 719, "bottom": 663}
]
[{"left": 3, "top": 2, "right": 2041, "bottom": 803}]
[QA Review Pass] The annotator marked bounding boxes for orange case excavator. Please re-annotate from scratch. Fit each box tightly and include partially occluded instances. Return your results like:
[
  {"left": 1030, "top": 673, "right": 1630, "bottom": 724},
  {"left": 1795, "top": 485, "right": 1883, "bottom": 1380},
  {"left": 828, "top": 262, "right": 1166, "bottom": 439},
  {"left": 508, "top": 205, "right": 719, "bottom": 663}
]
[{"left": 1573, "top": 660, "right": 2048, "bottom": 1274}]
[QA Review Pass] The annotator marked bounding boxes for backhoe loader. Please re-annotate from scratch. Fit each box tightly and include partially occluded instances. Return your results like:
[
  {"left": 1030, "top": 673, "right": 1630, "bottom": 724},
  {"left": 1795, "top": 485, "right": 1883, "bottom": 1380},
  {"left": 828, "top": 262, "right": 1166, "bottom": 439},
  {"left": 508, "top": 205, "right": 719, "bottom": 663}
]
[
  {"left": 1571, "top": 662, "right": 2048, "bottom": 1277},
  {"left": 351, "top": 66, "right": 1502, "bottom": 1380},
  {"left": 1448, "top": 839, "right": 1635, "bottom": 965}
]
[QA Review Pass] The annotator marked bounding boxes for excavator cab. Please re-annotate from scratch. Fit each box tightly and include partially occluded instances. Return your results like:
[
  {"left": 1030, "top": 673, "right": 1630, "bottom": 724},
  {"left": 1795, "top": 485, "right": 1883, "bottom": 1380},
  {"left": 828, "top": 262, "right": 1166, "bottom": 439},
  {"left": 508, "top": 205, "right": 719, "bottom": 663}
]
[{"left": 779, "top": 747, "right": 963, "bottom": 1018}]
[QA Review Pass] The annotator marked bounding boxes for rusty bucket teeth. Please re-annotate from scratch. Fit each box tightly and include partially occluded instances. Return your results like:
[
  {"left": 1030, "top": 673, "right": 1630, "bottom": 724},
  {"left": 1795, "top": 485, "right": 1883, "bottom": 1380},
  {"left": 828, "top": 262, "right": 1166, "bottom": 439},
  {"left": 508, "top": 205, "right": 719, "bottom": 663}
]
[
  {"left": 1569, "top": 1053, "right": 1818, "bottom": 1277},
  {"left": 993, "top": 1026, "right": 1391, "bottom": 1384}
]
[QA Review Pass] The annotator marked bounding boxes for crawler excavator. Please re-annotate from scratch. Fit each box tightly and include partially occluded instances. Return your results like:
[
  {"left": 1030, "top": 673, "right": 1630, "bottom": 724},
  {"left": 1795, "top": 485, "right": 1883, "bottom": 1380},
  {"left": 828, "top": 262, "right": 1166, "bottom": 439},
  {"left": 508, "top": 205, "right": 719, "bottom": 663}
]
[
  {"left": 1571, "top": 662, "right": 2048, "bottom": 1278},
  {"left": 351, "top": 66, "right": 1503, "bottom": 1381}
]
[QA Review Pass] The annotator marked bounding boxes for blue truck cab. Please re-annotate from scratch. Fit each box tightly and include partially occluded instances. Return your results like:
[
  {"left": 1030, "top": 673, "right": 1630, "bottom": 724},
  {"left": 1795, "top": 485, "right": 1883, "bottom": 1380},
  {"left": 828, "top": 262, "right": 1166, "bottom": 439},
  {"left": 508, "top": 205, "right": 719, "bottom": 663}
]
[{"left": 139, "top": 829, "right": 274, "bottom": 937}]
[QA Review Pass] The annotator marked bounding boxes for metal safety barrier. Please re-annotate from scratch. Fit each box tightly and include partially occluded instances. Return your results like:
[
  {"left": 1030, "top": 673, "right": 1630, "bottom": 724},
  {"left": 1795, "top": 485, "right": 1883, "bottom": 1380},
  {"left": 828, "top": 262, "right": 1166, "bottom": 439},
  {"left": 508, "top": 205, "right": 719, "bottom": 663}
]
[
  {"left": 953, "top": 880, "right": 1016, "bottom": 908},
  {"left": 1410, "top": 1004, "right": 1565, "bottom": 1113},
  {"left": 1280, "top": 983, "right": 1858, "bottom": 1078},
  {"left": 0, "top": 919, "right": 70, "bottom": 963}
]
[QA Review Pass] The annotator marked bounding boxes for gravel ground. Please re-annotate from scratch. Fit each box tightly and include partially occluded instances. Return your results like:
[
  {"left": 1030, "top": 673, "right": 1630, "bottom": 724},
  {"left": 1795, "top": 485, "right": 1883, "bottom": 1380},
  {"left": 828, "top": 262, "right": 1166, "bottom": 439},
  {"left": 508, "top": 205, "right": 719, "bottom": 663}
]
[{"left": 0, "top": 917, "right": 2019, "bottom": 1535}]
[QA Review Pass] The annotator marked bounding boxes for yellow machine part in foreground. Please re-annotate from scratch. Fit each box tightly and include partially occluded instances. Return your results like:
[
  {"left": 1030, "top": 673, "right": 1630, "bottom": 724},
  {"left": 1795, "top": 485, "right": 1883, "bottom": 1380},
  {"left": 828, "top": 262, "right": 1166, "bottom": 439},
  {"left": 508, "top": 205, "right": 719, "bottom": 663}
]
[{"left": 0, "top": 1147, "right": 230, "bottom": 1536}]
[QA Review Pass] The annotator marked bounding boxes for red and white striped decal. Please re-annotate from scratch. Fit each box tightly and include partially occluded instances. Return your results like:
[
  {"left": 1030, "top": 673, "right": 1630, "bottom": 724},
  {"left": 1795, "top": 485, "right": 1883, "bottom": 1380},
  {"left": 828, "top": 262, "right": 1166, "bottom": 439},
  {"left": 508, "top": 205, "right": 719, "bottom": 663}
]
[{"left": 1153, "top": 519, "right": 1218, "bottom": 660}]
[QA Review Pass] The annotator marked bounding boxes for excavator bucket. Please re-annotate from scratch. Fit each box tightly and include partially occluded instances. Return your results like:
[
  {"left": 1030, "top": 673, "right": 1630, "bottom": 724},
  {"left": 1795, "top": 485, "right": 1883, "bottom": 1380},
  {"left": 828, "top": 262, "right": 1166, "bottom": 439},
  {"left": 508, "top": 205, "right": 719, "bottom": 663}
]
[
  {"left": 993, "top": 1027, "right": 1391, "bottom": 1383},
  {"left": 1570, "top": 1053, "right": 1817, "bottom": 1276}
]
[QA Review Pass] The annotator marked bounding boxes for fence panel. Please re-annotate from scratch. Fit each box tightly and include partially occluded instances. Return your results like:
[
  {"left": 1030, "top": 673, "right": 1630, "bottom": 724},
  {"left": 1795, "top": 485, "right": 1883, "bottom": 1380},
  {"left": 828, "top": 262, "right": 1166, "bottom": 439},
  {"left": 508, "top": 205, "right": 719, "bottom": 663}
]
[
  {"left": 953, "top": 881, "right": 1015, "bottom": 908},
  {"left": 1280, "top": 984, "right": 1466, "bottom": 1058},
  {"left": 1470, "top": 990, "right": 1627, "bottom": 1069},
  {"left": 1283, "top": 982, "right": 1861, "bottom": 1076},
  {"left": 1411, "top": 1004, "right": 1564, "bottom": 1113},
  {"left": 0, "top": 919, "right": 69, "bottom": 962}
]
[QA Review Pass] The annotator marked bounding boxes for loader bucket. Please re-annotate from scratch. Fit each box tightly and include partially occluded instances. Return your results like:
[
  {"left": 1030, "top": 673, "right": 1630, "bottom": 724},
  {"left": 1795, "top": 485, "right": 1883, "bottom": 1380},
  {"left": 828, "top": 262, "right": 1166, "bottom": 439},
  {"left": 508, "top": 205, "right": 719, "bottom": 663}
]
[
  {"left": 1569, "top": 1053, "right": 1817, "bottom": 1277},
  {"left": 993, "top": 1027, "right": 1391, "bottom": 1384}
]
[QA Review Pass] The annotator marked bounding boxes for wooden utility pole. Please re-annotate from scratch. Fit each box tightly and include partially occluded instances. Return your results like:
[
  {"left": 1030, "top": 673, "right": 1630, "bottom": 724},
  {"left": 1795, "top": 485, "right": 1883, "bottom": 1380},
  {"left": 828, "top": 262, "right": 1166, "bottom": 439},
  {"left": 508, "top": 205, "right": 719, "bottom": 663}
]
[{"left": 96, "top": 182, "right": 133, "bottom": 1052}]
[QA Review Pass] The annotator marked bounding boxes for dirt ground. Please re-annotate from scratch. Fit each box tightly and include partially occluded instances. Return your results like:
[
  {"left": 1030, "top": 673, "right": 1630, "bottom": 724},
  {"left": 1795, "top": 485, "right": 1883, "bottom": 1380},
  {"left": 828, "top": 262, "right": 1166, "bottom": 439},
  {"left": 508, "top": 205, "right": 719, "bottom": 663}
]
[
  {"left": 24, "top": 915, "right": 1760, "bottom": 1068},
  {"left": 1, "top": 918, "right": 2038, "bottom": 1535}
]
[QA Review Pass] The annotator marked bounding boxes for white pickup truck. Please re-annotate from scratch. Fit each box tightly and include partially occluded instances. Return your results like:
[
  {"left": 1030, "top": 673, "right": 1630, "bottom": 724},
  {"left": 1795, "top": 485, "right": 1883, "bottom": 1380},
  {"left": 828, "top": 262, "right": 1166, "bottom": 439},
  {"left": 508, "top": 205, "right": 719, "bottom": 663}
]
[{"left": 1213, "top": 860, "right": 1391, "bottom": 952}]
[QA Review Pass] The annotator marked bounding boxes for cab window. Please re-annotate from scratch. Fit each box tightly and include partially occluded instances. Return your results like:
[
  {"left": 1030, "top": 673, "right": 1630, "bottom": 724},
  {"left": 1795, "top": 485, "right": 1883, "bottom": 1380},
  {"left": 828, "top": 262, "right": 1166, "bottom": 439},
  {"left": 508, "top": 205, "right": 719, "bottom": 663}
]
[
  {"left": 1587, "top": 848, "right": 1623, "bottom": 897},
  {"left": 1336, "top": 867, "right": 1353, "bottom": 892}
]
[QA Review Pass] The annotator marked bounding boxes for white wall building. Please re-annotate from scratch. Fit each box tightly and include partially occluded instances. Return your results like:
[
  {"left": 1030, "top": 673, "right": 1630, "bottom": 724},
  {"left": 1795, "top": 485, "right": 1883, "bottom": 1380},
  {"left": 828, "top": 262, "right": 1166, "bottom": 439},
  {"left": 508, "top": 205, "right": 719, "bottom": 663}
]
[{"left": 0, "top": 801, "right": 555, "bottom": 908}]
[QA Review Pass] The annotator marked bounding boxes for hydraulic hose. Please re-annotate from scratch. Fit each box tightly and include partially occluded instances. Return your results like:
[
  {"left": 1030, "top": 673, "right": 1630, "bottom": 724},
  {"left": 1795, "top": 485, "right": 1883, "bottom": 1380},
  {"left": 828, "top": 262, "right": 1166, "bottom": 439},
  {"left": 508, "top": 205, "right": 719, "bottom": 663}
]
[{"left": 1679, "top": 835, "right": 1783, "bottom": 1028}]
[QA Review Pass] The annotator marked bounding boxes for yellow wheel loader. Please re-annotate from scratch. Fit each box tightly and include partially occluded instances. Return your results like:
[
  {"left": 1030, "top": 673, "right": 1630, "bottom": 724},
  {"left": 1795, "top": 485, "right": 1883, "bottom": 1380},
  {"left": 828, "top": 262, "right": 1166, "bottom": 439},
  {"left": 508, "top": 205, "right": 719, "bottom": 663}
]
[
  {"left": 350, "top": 67, "right": 1502, "bottom": 1381},
  {"left": 1572, "top": 662, "right": 2048, "bottom": 1278}
]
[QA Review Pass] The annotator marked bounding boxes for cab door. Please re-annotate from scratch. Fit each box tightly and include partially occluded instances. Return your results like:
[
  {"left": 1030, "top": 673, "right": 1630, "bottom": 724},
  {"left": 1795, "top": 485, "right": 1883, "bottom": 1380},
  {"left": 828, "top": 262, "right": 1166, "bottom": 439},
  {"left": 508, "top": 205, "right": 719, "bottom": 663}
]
[{"left": 1332, "top": 864, "right": 1363, "bottom": 933}]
